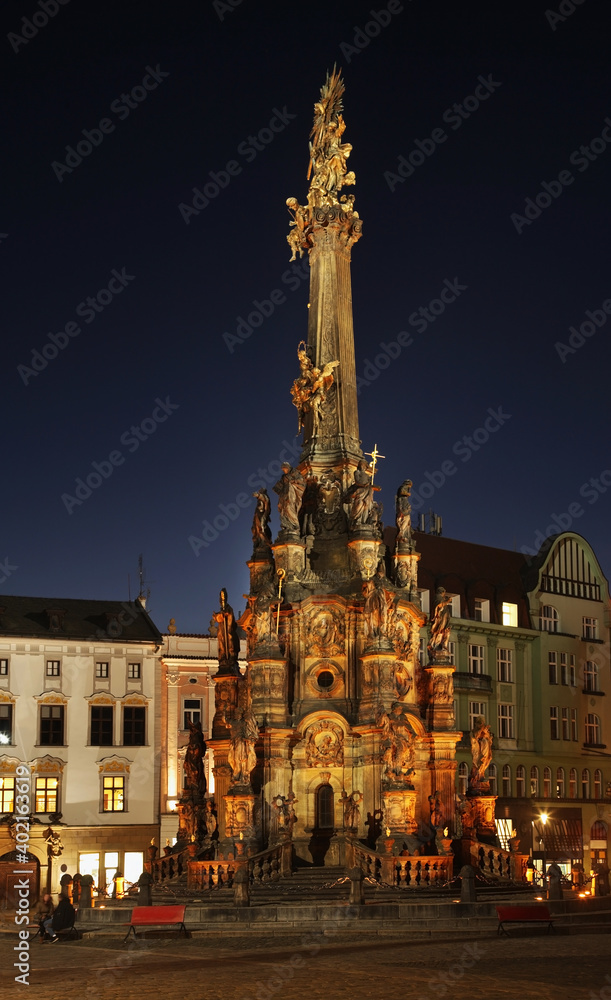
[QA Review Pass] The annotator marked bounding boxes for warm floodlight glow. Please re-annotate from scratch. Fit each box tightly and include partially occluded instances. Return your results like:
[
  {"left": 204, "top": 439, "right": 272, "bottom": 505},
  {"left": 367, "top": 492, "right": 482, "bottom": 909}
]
[
  {"left": 540, "top": 812, "right": 548, "bottom": 825},
  {"left": 0, "top": 733, "right": 9, "bottom": 745}
]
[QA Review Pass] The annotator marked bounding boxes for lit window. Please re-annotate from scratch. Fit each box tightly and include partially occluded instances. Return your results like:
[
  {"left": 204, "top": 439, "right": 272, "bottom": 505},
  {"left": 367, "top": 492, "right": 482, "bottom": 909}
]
[
  {"left": 569, "top": 768, "right": 577, "bottom": 799},
  {"left": 543, "top": 766, "right": 552, "bottom": 798},
  {"left": 46, "top": 660, "right": 61, "bottom": 677},
  {"left": 473, "top": 599, "right": 489, "bottom": 623},
  {"left": 458, "top": 762, "right": 468, "bottom": 795},
  {"left": 469, "top": 702, "right": 486, "bottom": 730},
  {"left": 581, "top": 768, "right": 591, "bottom": 799},
  {"left": 497, "top": 648, "right": 513, "bottom": 683},
  {"left": 0, "top": 704, "right": 13, "bottom": 744},
  {"left": 539, "top": 606, "right": 558, "bottom": 632},
  {"left": 123, "top": 706, "right": 145, "bottom": 745},
  {"left": 0, "top": 659, "right": 8, "bottom": 676},
  {"left": 498, "top": 703, "right": 514, "bottom": 739},
  {"left": 0, "top": 776, "right": 15, "bottom": 812},
  {"left": 90, "top": 706, "right": 113, "bottom": 746},
  {"left": 183, "top": 699, "right": 202, "bottom": 729},
  {"left": 530, "top": 766, "right": 539, "bottom": 796},
  {"left": 594, "top": 769, "right": 603, "bottom": 799},
  {"left": 468, "top": 644, "right": 485, "bottom": 675},
  {"left": 548, "top": 652, "right": 558, "bottom": 685},
  {"left": 127, "top": 663, "right": 141, "bottom": 679},
  {"left": 35, "top": 776, "right": 58, "bottom": 813},
  {"left": 516, "top": 765, "right": 525, "bottom": 796},
  {"left": 584, "top": 661, "right": 599, "bottom": 693},
  {"left": 103, "top": 776, "right": 125, "bottom": 812},
  {"left": 585, "top": 713, "right": 601, "bottom": 746},
  {"left": 502, "top": 764, "right": 511, "bottom": 797},
  {"left": 582, "top": 617, "right": 598, "bottom": 640},
  {"left": 502, "top": 602, "right": 518, "bottom": 627},
  {"left": 39, "top": 705, "right": 64, "bottom": 745},
  {"left": 96, "top": 662, "right": 109, "bottom": 679},
  {"left": 550, "top": 707, "right": 559, "bottom": 740},
  {"left": 556, "top": 767, "right": 565, "bottom": 798}
]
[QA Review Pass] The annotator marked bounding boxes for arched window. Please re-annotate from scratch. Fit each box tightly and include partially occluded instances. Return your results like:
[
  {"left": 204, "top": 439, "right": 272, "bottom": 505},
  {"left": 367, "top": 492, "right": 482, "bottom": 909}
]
[
  {"left": 502, "top": 764, "right": 511, "bottom": 797},
  {"left": 315, "top": 784, "right": 334, "bottom": 829},
  {"left": 594, "top": 769, "right": 603, "bottom": 799},
  {"left": 556, "top": 767, "right": 565, "bottom": 798},
  {"left": 539, "top": 605, "right": 559, "bottom": 632},
  {"left": 458, "top": 761, "right": 468, "bottom": 796},
  {"left": 530, "top": 766, "right": 539, "bottom": 797},
  {"left": 543, "top": 767, "right": 552, "bottom": 798},
  {"left": 581, "top": 768, "right": 591, "bottom": 799},
  {"left": 569, "top": 768, "right": 578, "bottom": 799},
  {"left": 585, "top": 714, "right": 601, "bottom": 745},
  {"left": 584, "top": 661, "right": 599, "bottom": 693},
  {"left": 516, "top": 765, "right": 526, "bottom": 797},
  {"left": 488, "top": 763, "right": 497, "bottom": 796}
]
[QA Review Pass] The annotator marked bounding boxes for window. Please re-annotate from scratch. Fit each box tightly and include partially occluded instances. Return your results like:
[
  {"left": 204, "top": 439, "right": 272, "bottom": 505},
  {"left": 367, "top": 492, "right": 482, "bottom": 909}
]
[
  {"left": 468, "top": 644, "right": 485, "bottom": 675},
  {"left": 96, "top": 662, "right": 109, "bottom": 679},
  {"left": 530, "top": 766, "right": 539, "bottom": 797},
  {"left": 103, "top": 776, "right": 125, "bottom": 812},
  {"left": 458, "top": 762, "right": 468, "bottom": 795},
  {"left": 0, "top": 776, "right": 14, "bottom": 812},
  {"left": 40, "top": 705, "right": 64, "bottom": 745},
  {"left": 315, "top": 784, "right": 334, "bottom": 829},
  {"left": 448, "top": 640, "right": 456, "bottom": 661},
  {"left": 46, "top": 660, "right": 60, "bottom": 677},
  {"left": 418, "top": 590, "right": 430, "bottom": 614},
  {"left": 556, "top": 767, "right": 565, "bottom": 798},
  {"left": 497, "top": 648, "right": 513, "bottom": 683},
  {"left": 569, "top": 655, "right": 576, "bottom": 687},
  {"left": 488, "top": 763, "right": 497, "bottom": 795},
  {"left": 502, "top": 602, "right": 518, "bottom": 627},
  {"left": 0, "top": 659, "right": 8, "bottom": 676},
  {"left": 550, "top": 707, "right": 559, "bottom": 740},
  {"left": 502, "top": 764, "right": 511, "bottom": 797},
  {"left": 584, "top": 661, "right": 599, "bottom": 693},
  {"left": 498, "top": 703, "right": 514, "bottom": 739},
  {"left": 560, "top": 653, "right": 568, "bottom": 686},
  {"left": 561, "top": 707, "right": 570, "bottom": 740},
  {"left": 123, "top": 706, "right": 145, "bottom": 745},
  {"left": 90, "top": 706, "right": 113, "bottom": 746},
  {"left": 548, "top": 652, "right": 558, "bottom": 685},
  {"left": 582, "top": 768, "right": 591, "bottom": 799},
  {"left": 540, "top": 605, "right": 558, "bottom": 632},
  {"left": 594, "top": 769, "right": 603, "bottom": 799},
  {"left": 127, "top": 663, "right": 141, "bottom": 679},
  {"left": 473, "top": 599, "right": 489, "bottom": 622},
  {"left": 582, "top": 617, "right": 598, "bottom": 640},
  {"left": 450, "top": 595, "right": 461, "bottom": 617},
  {"left": 0, "top": 704, "right": 13, "bottom": 744},
  {"left": 585, "top": 713, "right": 601, "bottom": 746},
  {"left": 516, "top": 765, "right": 526, "bottom": 797},
  {"left": 35, "top": 776, "right": 58, "bottom": 813},
  {"left": 469, "top": 702, "right": 486, "bottom": 730},
  {"left": 571, "top": 708, "right": 578, "bottom": 741},
  {"left": 543, "top": 766, "right": 552, "bottom": 798},
  {"left": 569, "top": 768, "right": 577, "bottom": 799},
  {"left": 183, "top": 699, "right": 202, "bottom": 729}
]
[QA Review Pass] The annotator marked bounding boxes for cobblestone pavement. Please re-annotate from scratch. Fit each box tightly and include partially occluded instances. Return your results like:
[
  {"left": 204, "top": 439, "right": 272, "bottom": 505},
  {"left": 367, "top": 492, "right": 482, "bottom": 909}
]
[{"left": 1, "top": 927, "right": 610, "bottom": 1000}]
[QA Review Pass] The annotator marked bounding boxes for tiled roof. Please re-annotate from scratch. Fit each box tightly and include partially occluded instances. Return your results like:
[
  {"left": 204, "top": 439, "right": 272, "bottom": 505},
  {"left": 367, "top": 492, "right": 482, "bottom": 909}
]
[{"left": 0, "top": 595, "right": 162, "bottom": 643}]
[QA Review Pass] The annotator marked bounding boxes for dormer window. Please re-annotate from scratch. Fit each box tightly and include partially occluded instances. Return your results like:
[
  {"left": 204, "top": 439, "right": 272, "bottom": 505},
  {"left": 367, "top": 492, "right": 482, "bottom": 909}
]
[
  {"left": 473, "top": 599, "right": 490, "bottom": 622},
  {"left": 45, "top": 608, "right": 66, "bottom": 632}
]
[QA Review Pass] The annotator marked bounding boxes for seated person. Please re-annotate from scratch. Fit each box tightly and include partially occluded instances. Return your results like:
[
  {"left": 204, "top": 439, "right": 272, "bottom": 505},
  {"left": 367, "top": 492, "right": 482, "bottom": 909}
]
[{"left": 35, "top": 893, "right": 58, "bottom": 942}]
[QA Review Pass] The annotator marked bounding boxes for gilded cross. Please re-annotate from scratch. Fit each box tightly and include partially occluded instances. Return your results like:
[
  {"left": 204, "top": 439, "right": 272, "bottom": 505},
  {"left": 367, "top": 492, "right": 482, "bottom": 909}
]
[{"left": 365, "top": 443, "right": 385, "bottom": 485}]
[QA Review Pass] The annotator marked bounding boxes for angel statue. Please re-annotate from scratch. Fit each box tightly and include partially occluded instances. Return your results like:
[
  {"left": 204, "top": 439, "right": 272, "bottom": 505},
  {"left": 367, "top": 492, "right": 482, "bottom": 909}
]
[{"left": 290, "top": 340, "right": 339, "bottom": 433}]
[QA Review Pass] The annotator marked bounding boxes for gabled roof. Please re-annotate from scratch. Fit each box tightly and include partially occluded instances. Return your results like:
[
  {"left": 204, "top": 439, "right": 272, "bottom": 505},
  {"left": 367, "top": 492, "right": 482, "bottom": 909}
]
[{"left": 0, "top": 595, "right": 162, "bottom": 644}]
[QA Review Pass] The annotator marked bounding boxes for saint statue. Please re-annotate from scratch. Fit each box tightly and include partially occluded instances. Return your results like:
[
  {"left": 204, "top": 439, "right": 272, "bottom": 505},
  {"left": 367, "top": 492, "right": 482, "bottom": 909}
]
[
  {"left": 380, "top": 703, "right": 416, "bottom": 785},
  {"left": 251, "top": 488, "right": 272, "bottom": 551},
  {"left": 427, "top": 587, "right": 452, "bottom": 662},
  {"left": 344, "top": 459, "right": 379, "bottom": 530},
  {"left": 227, "top": 708, "right": 259, "bottom": 786},
  {"left": 469, "top": 716, "right": 493, "bottom": 790},
  {"left": 212, "top": 588, "right": 240, "bottom": 668},
  {"left": 273, "top": 462, "right": 306, "bottom": 534},
  {"left": 183, "top": 720, "right": 207, "bottom": 797},
  {"left": 395, "top": 479, "right": 413, "bottom": 544}
]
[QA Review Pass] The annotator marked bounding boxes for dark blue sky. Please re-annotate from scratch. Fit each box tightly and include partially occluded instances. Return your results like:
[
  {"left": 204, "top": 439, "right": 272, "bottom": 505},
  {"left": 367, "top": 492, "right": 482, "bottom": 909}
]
[{"left": 3, "top": 0, "right": 610, "bottom": 633}]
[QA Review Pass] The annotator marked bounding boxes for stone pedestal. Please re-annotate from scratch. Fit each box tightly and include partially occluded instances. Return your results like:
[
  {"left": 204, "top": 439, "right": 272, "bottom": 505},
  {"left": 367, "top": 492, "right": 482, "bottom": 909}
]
[
  {"left": 379, "top": 786, "right": 417, "bottom": 844},
  {"left": 347, "top": 537, "right": 384, "bottom": 580},
  {"left": 212, "top": 674, "right": 240, "bottom": 739},
  {"left": 272, "top": 540, "right": 305, "bottom": 581},
  {"left": 358, "top": 651, "right": 396, "bottom": 722},
  {"left": 425, "top": 664, "right": 455, "bottom": 730},
  {"left": 223, "top": 789, "right": 257, "bottom": 852},
  {"left": 392, "top": 547, "right": 420, "bottom": 598},
  {"left": 250, "top": 655, "right": 289, "bottom": 726},
  {"left": 469, "top": 793, "right": 497, "bottom": 839}
]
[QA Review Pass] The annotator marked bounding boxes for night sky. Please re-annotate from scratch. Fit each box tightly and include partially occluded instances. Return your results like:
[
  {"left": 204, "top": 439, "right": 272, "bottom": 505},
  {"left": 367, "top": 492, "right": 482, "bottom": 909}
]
[{"left": 3, "top": 0, "right": 610, "bottom": 634}]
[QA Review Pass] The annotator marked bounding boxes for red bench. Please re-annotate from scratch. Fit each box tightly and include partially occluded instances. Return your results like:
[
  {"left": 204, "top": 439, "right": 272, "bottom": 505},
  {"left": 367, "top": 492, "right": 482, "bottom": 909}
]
[
  {"left": 496, "top": 904, "right": 555, "bottom": 937},
  {"left": 123, "top": 905, "right": 188, "bottom": 943}
]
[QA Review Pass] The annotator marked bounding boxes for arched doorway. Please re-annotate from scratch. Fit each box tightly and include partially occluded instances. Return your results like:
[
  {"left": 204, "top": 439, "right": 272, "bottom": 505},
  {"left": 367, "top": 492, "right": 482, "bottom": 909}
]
[{"left": 308, "top": 783, "right": 335, "bottom": 865}]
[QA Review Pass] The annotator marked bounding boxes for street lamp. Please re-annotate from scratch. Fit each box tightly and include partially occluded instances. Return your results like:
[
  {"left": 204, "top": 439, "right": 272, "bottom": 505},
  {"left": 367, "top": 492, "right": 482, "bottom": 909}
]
[{"left": 540, "top": 812, "right": 548, "bottom": 895}]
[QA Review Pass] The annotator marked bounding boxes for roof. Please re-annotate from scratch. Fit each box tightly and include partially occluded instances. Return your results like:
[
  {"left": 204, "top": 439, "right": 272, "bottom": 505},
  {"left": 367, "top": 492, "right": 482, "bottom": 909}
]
[{"left": 0, "top": 595, "right": 163, "bottom": 644}]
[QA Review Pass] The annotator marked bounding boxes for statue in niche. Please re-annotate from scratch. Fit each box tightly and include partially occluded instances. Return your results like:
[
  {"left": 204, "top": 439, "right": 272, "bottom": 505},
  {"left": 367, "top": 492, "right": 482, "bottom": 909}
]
[
  {"left": 341, "top": 789, "right": 362, "bottom": 829},
  {"left": 379, "top": 703, "right": 416, "bottom": 785},
  {"left": 211, "top": 588, "right": 241, "bottom": 668},
  {"left": 183, "top": 720, "right": 207, "bottom": 797},
  {"left": 395, "top": 479, "right": 413, "bottom": 545},
  {"left": 469, "top": 716, "right": 493, "bottom": 791},
  {"left": 239, "top": 581, "right": 277, "bottom": 655},
  {"left": 227, "top": 707, "right": 259, "bottom": 786},
  {"left": 290, "top": 341, "right": 339, "bottom": 433},
  {"left": 251, "top": 488, "right": 272, "bottom": 551},
  {"left": 204, "top": 800, "right": 217, "bottom": 840},
  {"left": 273, "top": 462, "right": 306, "bottom": 534},
  {"left": 343, "top": 459, "right": 378, "bottom": 530},
  {"left": 427, "top": 587, "right": 452, "bottom": 662}
]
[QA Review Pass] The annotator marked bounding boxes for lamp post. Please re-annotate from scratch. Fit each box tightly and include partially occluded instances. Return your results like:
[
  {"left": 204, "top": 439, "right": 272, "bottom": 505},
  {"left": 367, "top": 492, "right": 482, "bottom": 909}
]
[{"left": 540, "top": 812, "right": 548, "bottom": 895}]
